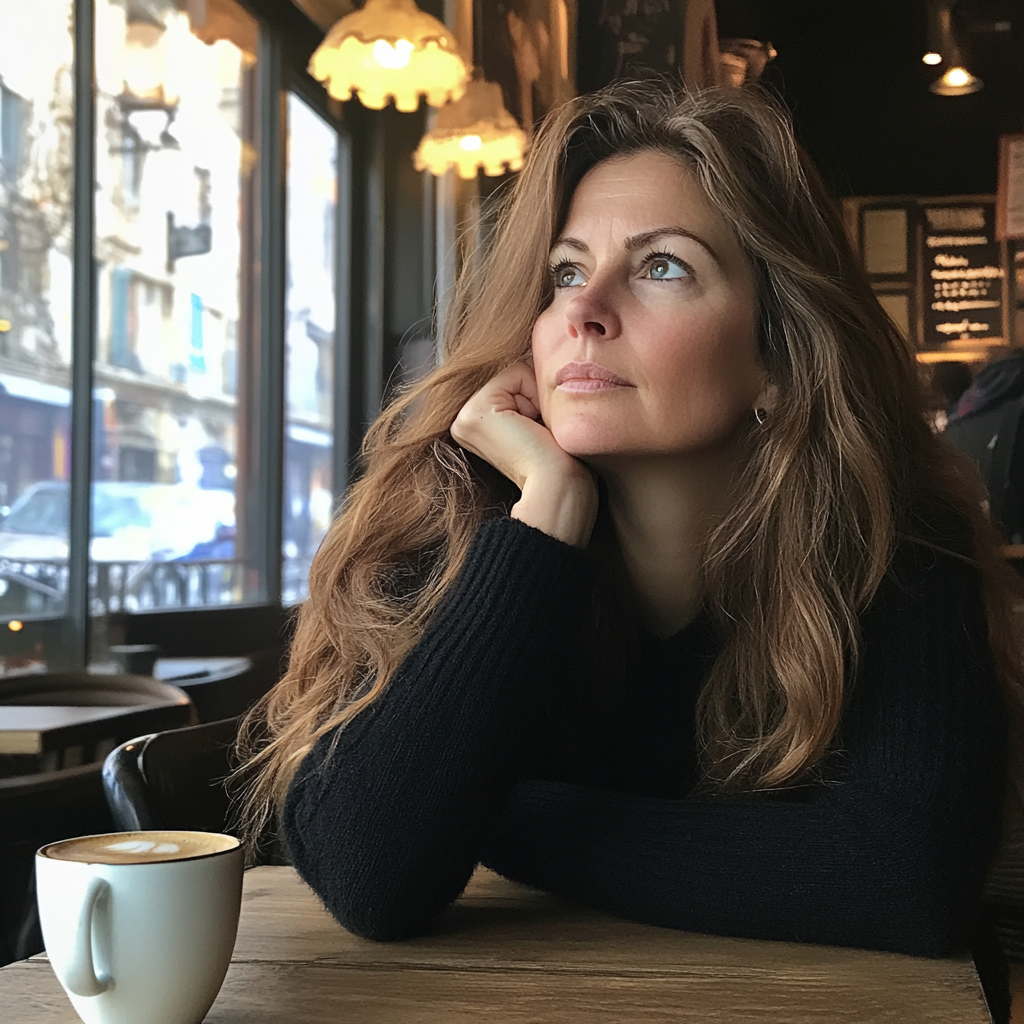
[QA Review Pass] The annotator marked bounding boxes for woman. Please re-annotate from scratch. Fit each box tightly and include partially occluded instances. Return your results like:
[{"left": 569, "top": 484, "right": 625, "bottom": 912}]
[{"left": 238, "top": 83, "right": 1021, "bottom": 1009}]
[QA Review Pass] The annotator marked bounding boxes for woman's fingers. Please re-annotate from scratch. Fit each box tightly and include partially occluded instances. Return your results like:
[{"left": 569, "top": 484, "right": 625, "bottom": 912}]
[
  {"left": 514, "top": 391, "right": 541, "bottom": 420},
  {"left": 451, "top": 363, "right": 564, "bottom": 487},
  {"left": 450, "top": 362, "right": 598, "bottom": 547}
]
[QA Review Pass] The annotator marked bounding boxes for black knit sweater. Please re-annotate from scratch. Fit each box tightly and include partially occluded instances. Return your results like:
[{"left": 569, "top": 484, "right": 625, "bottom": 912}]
[{"left": 283, "top": 517, "right": 1007, "bottom": 962}]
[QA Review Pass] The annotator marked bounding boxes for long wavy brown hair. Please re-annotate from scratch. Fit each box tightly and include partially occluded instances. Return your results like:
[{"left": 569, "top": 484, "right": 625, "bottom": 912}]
[{"left": 236, "top": 81, "right": 1024, "bottom": 848}]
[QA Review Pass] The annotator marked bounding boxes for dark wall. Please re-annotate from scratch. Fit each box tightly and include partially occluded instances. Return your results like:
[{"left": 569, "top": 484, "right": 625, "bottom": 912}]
[
  {"left": 760, "top": 0, "right": 1024, "bottom": 197},
  {"left": 579, "top": 1, "right": 1024, "bottom": 198}
]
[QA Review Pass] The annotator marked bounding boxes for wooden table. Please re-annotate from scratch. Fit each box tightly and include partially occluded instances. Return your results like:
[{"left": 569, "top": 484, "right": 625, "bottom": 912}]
[
  {"left": 0, "top": 866, "right": 993, "bottom": 1022},
  {"left": 0, "top": 701, "right": 191, "bottom": 768},
  {"left": 153, "top": 656, "right": 252, "bottom": 683}
]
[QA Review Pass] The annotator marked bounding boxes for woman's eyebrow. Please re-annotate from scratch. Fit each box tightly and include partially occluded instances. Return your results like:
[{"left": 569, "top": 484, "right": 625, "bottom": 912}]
[
  {"left": 551, "top": 227, "right": 721, "bottom": 264},
  {"left": 624, "top": 227, "right": 721, "bottom": 264}
]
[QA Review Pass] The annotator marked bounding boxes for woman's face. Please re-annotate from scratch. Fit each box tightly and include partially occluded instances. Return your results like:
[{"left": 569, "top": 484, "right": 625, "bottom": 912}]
[{"left": 531, "top": 149, "right": 768, "bottom": 464}]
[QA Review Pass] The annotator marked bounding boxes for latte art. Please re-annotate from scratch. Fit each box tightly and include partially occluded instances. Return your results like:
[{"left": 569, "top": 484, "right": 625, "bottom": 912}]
[
  {"left": 42, "top": 831, "right": 238, "bottom": 864},
  {"left": 106, "top": 839, "right": 184, "bottom": 856}
]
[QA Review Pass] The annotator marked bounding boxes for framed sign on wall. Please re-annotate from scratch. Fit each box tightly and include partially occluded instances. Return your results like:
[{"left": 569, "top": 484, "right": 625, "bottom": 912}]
[{"left": 997, "top": 134, "right": 1024, "bottom": 242}]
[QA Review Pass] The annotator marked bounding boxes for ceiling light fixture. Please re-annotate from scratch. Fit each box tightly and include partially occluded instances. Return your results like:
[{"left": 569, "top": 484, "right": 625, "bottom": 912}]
[
  {"left": 414, "top": 76, "right": 528, "bottom": 178},
  {"left": 308, "top": 0, "right": 469, "bottom": 112},
  {"left": 930, "top": 64, "right": 984, "bottom": 94},
  {"left": 925, "top": 1, "right": 983, "bottom": 96},
  {"left": 413, "top": 0, "right": 528, "bottom": 179}
]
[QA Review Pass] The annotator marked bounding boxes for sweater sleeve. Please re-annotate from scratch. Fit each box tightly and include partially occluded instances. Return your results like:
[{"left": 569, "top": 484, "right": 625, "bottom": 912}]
[
  {"left": 481, "top": 543, "right": 1008, "bottom": 957},
  {"left": 281, "top": 516, "right": 595, "bottom": 940}
]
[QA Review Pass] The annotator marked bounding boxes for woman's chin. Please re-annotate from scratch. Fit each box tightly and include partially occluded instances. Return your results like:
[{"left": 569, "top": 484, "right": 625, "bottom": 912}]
[{"left": 550, "top": 426, "right": 626, "bottom": 460}]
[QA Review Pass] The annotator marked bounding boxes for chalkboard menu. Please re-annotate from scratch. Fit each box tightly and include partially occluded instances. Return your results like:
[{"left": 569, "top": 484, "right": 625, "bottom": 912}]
[{"left": 921, "top": 202, "right": 1005, "bottom": 349}]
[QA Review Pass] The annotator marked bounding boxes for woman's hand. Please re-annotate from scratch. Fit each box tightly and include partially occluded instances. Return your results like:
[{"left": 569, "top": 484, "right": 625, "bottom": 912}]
[{"left": 451, "top": 363, "right": 598, "bottom": 547}]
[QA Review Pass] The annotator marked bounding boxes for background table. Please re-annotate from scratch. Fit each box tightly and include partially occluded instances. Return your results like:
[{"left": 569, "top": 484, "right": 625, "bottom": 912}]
[
  {"left": 0, "top": 701, "right": 192, "bottom": 776},
  {"left": 0, "top": 865, "right": 993, "bottom": 1022}
]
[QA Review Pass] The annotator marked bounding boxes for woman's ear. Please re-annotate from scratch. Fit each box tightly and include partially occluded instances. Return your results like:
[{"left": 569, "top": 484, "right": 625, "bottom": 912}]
[{"left": 755, "top": 380, "right": 779, "bottom": 415}]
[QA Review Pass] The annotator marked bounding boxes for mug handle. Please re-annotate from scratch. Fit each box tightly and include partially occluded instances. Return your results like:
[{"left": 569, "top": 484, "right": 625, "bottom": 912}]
[{"left": 64, "top": 876, "right": 112, "bottom": 997}]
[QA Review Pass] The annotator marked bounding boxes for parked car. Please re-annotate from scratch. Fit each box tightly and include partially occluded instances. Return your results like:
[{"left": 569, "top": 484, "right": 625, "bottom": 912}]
[{"left": 0, "top": 481, "right": 235, "bottom": 564}]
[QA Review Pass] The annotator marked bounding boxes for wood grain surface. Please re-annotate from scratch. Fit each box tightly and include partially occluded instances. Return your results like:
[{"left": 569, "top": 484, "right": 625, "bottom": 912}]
[{"left": 0, "top": 865, "right": 994, "bottom": 1023}]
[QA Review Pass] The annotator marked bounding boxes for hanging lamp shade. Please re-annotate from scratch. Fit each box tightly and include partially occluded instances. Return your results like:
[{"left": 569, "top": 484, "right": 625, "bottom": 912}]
[
  {"left": 414, "top": 78, "right": 528, "bottom": 179},
  {"left": 308, "top": 0, "right": 469, "bottom": 112},
  {"left": 929, "top": 65, "right": 984, "bottom": 95},
  {"left": 924, "top": 1, "right": 983, "bottom": 96}
]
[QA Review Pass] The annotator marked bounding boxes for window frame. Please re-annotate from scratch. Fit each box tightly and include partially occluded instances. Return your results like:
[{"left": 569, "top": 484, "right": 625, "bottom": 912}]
[{"left": 4, "top": 0, "right": 360, "bottom": 668}]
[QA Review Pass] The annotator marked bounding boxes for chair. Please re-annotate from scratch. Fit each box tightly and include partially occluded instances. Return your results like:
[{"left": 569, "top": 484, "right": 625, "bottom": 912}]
[
  {"left": 0, "top": 673, "right": 196, "bottom": 965},
  {"left": 0, "top": 763, "right": 115, "bottom": 966},
  {"left": 985, "top": 789, "right": 1024, "bottom": 954},
  {"left": 107, "top": 605, "right": 293, "bottom": 723},
  {"left": 102, "top": 717, "right": 286, "bottom": 865},
  {"left": 156, "top": 648, "right": 284, "bottom": 723},
  {"left": 108, "top": 604, "right": 296, "bottom": 659},
  {"left": 103, "top": 717, "right": 240, "bottom": 833},
  {"left": 0, "top": 671, "right": 196, "bottom": 709}
]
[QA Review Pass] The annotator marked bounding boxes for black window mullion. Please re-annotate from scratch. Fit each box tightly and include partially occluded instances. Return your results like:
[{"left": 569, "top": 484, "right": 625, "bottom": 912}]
[
  {"left": 344, "top": 106, "right": 385, "bottom": 457},
  {"left": 256, "top": 29, "right": 286, "bottom": 606},
  {"left": 332, "top": 124, "right": 354, "bottom": 498},
  {"left": 362, "top": 114, "right": 386, "bottom": 432},
  {"left": 57, "top": 0, "right": 97, "bottom": 668}
]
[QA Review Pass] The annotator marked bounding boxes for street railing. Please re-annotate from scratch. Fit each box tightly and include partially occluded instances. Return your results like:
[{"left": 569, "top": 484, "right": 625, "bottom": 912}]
[{"left": 0, "top": 557, "right": 310, "bottom": 617}]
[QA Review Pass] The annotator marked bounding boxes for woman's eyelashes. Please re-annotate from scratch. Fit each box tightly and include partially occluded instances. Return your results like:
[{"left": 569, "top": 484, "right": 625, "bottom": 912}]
[
  {"left": 548, "top": 250, "right": 692, "bottom": 289},
  {"left": 550, "top": 259, "right": 586, "bottom": 289},
  {"left": 639, "top": 250, "right": 690, "bottom": 280}
]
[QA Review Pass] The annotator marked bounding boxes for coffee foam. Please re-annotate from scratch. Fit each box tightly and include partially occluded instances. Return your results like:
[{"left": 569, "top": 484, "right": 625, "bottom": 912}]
[{"left": 41, "top": 831, "right": 238, "bottom": 864}]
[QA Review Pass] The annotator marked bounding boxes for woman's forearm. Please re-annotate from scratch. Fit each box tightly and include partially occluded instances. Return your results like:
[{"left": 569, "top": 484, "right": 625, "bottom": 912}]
[{"left": 281, "top": 516, "right": 595, "bottom": 940}]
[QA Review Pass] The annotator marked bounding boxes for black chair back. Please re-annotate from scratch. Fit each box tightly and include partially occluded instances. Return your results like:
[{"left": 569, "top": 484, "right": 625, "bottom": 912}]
[
  {"left": 1, "top": 763, "right": 115, "bottom": 966},
  {"left": 103, "top": 717, "right": 239, "bottom": 834},
  {"left": 0, "top": 672, "right": 194, "bottom": 710}
]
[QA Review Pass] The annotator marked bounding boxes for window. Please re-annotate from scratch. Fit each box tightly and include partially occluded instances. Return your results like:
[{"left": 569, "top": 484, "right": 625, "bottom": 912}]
[
  {"left": 0, "top": 0, "right": 357, "bottom": 669},
  {"left": 0, "top": 83, "right": 28, "bottom": 186},
  {"left": 92, "top": 0, "right": 260, "bottom": 614},
  {"left": 0, "top": 1, "right": 76, "bottom": 624},
  {"left": 283, "top": 92, "right": 338, "bottom": 604}
]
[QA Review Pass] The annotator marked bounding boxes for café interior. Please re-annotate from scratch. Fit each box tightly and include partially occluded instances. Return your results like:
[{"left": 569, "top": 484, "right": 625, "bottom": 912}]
[{"left": 2, "top": 0, "right": 1024, "bottom": 1020}]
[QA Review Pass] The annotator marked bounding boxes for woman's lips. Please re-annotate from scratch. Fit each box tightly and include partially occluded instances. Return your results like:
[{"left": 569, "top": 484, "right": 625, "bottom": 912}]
[{"left": 555, "top": 361, "right": 633, "bottom": 392}]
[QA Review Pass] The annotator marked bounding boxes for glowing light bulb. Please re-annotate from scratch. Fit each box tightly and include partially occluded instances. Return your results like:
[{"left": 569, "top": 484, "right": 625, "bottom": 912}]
[
  {"left": 372, "top": 38, "right": 415, "bottom": 69},
  {"left": 922, "top": 52, "right": 942, "bottom": 65},
  {"left": 929, "top": 65, "right": 983, "bottom": 96},
  {"left": 414, "top": 79, "right": 528, "bottom": 179},
  {"left": 8, "top": 620, "right": 24, "bottom": 632},
  {"left": 309, "top": 0, "right": 468, "bottom": 112}
]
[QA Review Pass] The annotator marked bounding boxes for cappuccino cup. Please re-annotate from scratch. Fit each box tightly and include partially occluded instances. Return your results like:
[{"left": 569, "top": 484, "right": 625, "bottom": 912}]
[{"left": 36, "top": 830, "right": 244, "bottom": 1024}]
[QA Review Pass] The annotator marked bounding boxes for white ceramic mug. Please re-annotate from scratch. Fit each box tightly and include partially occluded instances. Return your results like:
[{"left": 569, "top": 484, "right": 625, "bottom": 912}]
[{"left": 36, "top": 830, "right": 244, "bottom": 1024}]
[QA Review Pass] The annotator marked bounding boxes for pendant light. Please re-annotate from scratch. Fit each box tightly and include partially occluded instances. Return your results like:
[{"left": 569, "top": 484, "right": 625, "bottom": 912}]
[
  {"left": 925, "top": 1, "right": 983, "bottom": 96},
  {"left": 930, "top": 64, "right": 984, "bottom": 96},
  {"left": 413, "top": 0, "right": 528, "bottom": 178},
  {"left": 414, "top": 76, "right": 528, "bottom": 178},
  {"left": 308, "top": 0, "right": 470, "bottom": 112}
]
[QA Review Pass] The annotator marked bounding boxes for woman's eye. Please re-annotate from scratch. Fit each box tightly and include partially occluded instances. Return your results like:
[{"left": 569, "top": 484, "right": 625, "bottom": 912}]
[
  {"left": 551, "top": 261, "right": 585, "bottom": 288},
  {"left": 643, "top": 254, "right": 689, "bottom": 281}
]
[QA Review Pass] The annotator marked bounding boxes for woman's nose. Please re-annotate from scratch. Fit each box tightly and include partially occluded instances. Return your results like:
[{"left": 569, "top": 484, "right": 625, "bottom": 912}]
[{"left": 564, "top": 278, "right": 622, "bottom": 341}]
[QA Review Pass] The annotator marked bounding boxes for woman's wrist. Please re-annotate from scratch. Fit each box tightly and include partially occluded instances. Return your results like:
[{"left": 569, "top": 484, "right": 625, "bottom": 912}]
[{"left": 511, "top": 467, "right": 598, "bottom": 548}]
